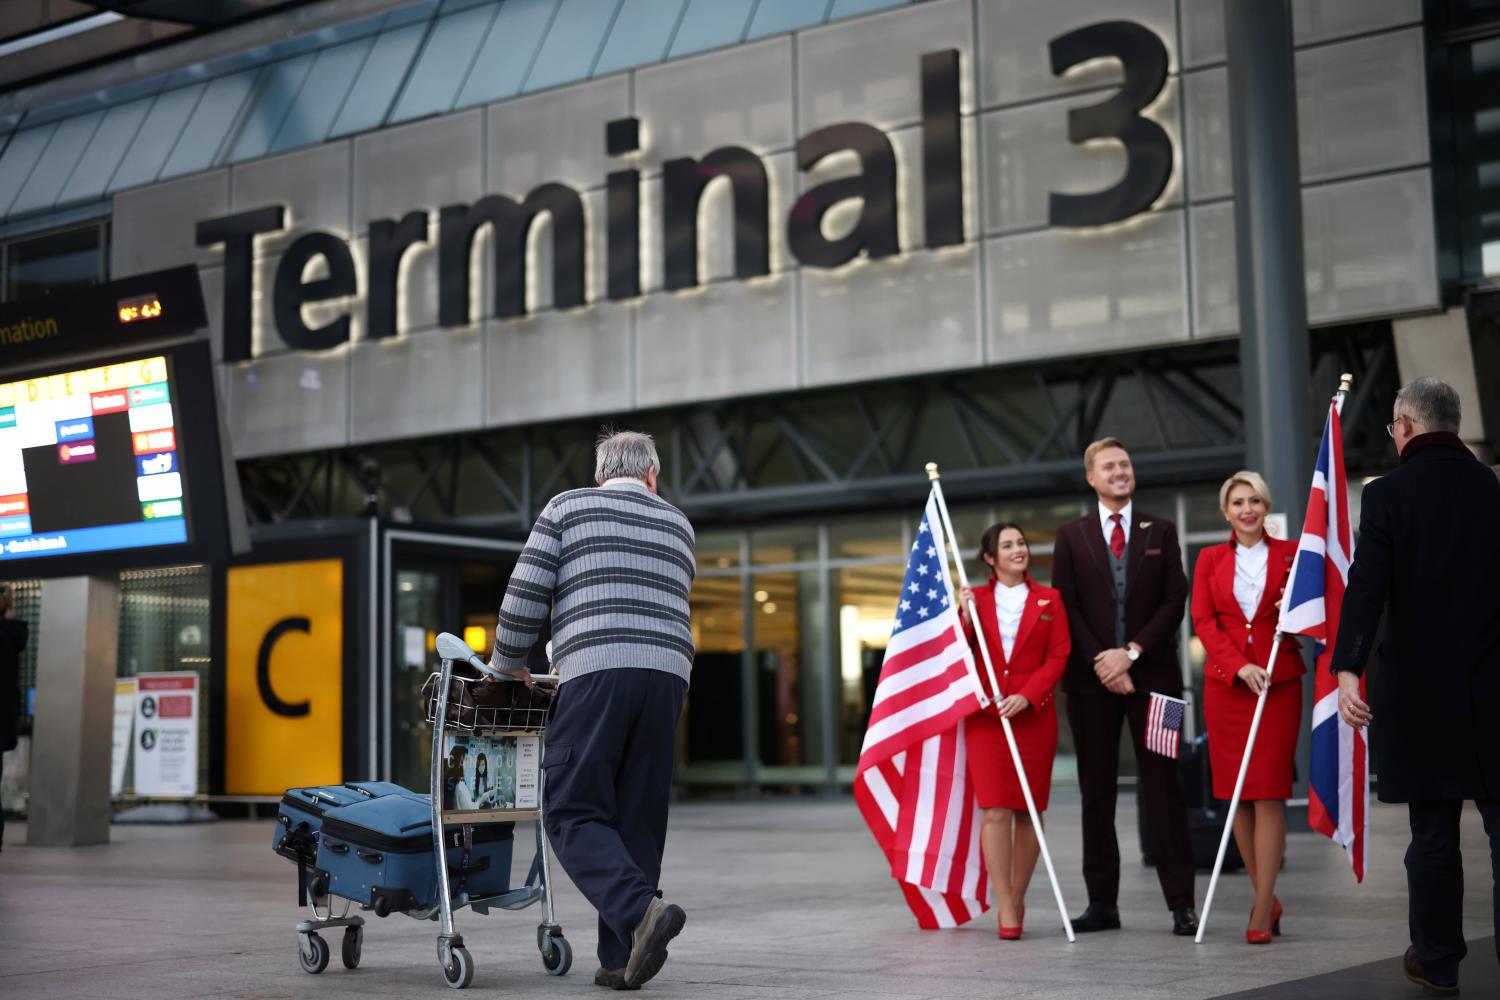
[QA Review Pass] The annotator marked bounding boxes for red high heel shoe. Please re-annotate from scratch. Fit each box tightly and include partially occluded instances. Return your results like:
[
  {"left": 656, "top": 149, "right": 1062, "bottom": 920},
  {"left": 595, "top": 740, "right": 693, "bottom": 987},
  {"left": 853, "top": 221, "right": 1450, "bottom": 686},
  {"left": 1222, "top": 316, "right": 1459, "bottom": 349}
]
[
  {"left": 1271, "top": 897, "right": 1283, "bottom": 936},
  {"left": 1245, "top": 928, "right": 1272, "bottom": 945},
  {"left": 998, "top": 924, "right": 1023, "bottom": 941}
]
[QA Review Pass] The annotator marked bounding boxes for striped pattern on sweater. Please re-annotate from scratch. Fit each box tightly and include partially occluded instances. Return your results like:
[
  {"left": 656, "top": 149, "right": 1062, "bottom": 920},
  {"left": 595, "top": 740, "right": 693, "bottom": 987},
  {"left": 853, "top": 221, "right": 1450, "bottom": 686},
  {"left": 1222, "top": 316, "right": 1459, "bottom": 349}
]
[{"left": 494, "top": 480, "right": 695, "bottom": 684}]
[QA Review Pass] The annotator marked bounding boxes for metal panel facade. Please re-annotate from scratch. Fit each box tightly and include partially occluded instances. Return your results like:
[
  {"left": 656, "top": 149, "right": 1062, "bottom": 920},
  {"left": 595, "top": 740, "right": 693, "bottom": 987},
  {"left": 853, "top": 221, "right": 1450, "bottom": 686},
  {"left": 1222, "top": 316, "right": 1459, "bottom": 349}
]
[{"left": 107, "top": 0, "right": 1441, "bottom": 459}]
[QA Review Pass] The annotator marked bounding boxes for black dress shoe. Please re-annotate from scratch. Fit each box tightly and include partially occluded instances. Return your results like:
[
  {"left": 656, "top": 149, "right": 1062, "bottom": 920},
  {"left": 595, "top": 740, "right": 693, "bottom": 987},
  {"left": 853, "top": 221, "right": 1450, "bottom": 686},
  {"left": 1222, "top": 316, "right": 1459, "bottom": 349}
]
[
  {"left": 1403, "top": 946, "right": 1459, "bottom": 995},
  {"left": 1071, "top": 904, "right": 1121, "bottom": 933},
  {"left": 1172, "top": 906, "right": 1199, "bottom": 936}
]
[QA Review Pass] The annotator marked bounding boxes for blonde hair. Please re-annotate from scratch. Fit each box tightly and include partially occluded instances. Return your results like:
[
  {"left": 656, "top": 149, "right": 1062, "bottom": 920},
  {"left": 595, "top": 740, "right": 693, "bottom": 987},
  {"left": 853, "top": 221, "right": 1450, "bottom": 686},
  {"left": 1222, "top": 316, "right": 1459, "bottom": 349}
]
[
  {"left": 1218, "top": 470, "right": 1272, "bottom": 513},
  {"left": 1083, "top": 436, "right": 1128, "bottom": 472}
]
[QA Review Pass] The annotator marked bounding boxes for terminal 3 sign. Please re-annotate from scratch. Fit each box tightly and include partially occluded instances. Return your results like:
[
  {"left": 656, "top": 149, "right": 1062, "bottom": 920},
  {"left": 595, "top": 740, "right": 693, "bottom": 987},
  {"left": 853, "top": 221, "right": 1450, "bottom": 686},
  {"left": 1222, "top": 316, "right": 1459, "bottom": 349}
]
[{"left": 196, "top": 22, "right": 1171, "bottom": 362}]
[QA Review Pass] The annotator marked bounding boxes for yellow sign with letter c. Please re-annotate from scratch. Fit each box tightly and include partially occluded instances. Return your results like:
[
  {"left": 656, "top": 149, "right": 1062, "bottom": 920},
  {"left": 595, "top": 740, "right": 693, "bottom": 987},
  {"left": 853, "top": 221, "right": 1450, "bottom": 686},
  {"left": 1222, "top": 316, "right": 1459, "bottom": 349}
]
[{"left": 225, "top": 559, "right": 343, "bottom": 795}]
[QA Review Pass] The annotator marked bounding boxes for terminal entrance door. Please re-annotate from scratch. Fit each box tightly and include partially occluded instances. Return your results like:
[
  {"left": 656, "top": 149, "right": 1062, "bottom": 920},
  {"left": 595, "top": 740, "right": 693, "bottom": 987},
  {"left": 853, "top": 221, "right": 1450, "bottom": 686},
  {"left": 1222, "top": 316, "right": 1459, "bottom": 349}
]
[{"left": 383, "top": 530, "right": 523, "bottom": 789}]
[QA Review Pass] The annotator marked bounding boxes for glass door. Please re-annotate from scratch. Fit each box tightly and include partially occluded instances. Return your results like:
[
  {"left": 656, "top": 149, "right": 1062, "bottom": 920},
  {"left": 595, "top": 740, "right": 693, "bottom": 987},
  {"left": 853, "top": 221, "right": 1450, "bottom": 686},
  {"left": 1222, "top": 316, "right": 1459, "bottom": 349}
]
[{"left": 391, "top": 567, "right": 445, "bottom": 790}]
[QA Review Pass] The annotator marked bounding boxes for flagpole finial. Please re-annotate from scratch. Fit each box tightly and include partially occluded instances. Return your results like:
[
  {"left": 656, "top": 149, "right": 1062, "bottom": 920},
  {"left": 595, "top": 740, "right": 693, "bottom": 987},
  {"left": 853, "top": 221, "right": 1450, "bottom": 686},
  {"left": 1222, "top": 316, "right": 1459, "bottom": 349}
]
[
  {"left": 1338, "top": 372, "right": 1354, "bottom": 393},
  {"left": 925, "top": 462, "right": 941, "bottom": 481}
]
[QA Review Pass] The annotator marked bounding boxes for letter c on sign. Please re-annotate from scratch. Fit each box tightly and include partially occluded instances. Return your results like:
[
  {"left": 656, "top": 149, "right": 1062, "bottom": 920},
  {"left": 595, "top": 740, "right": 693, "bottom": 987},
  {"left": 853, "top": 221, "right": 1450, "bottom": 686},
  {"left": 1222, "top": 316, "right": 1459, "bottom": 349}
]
[{"left": 258, "top": 616, "right": 312, "bottom": 717}]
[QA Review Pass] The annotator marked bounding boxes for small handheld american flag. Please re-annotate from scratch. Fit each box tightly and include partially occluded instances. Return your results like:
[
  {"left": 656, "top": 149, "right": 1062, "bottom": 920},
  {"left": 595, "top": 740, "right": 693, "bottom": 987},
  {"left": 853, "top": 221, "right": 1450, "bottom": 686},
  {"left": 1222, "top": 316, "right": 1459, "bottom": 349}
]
[{"left": 1145, "top": 692, "right": 1186, "bottom": 759}]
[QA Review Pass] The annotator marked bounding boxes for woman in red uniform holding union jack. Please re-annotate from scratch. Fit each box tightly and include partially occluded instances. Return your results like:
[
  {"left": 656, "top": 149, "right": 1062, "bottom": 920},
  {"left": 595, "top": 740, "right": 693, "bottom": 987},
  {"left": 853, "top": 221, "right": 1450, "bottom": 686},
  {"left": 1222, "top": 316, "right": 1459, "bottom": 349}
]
[
  {"left": 957, "top": 522, "right": 1070, "bottom": 941},
  {"left": 1191, "top": 471, "right": 1305, "bottom": 945}
]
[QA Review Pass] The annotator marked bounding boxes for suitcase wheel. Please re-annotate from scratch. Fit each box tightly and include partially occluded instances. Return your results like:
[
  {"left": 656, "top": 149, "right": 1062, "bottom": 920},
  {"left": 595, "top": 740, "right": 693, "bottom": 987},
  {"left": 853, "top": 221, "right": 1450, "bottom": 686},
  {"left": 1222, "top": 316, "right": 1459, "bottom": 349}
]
[
  {"left": 443, "top": 945, "right": 474, "bottom": 989},
  {"left": 341, "top": 927, "right": 362, "bottom": 970},
  {"left": 298, "top": 932, "right": 330, "bottom": 974},
  {"left": 540, "top": 935, "right": 572, "bottom": 977}
]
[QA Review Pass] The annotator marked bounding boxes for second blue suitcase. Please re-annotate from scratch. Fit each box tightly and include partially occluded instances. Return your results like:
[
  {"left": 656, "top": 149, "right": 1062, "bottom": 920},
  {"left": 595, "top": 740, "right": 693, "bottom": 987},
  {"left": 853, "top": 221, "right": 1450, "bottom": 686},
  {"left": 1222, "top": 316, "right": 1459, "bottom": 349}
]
[
  {"left": 274, "top": 781, "right": 409, "bottom": 864},
  {"left": 315, "top": 792, "right": 513, "bottom": 916}
]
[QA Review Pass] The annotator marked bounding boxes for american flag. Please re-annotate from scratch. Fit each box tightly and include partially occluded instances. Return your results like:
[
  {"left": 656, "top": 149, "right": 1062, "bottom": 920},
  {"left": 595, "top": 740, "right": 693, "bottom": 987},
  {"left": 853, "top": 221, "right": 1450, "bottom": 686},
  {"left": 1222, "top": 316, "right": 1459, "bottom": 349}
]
[
  {"left": 1144, "top": 692, "right": 1185, "bottom": 759},
  {"left": 852, "top": 490, "right": 988, "bottom": 928},
  {"left": 1284, "top": 396, "right": 1366, "bottom": 881}
]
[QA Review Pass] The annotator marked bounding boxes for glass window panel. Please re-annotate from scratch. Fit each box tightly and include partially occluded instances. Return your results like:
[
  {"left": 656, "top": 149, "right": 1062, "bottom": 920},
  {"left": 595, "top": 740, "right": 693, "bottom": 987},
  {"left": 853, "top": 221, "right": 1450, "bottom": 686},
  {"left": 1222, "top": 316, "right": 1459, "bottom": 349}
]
[
  {"left": 667, "top": 0, "right": 754, "bottom": 58},
  {"left": 392, "top": 569, "right": 442, "bottom": 790},
  {"left": 834, "top": 563, "right": 903, "bottom": 765},
  {"left": 117, "top": 565, "right": 212, "bottom": 793},
  {"left": 156, "top": 72, "right": 260, "bottom": 180},
  {"left": 107, "top": 85, "right": 204, "bottom": 190},
  {"left": 442, "top": 0, "right": 494, "bottom": 10},
  {"left": 829, "top": 0, "right": 907, "bottom": 17},
  {"left": 680, "top": 574, "right": 745, "bottom": 780},
  {"left": 750, "top": 569, "right": 824, "bottom": 773},
  {"left": 524, "top": 0, "right": 619, "bottom": 92},
  {"left": 10, "top": 112, "right": 102, "bottom": 216},
  {"left": 227, "top": 53, "right": 318, "bottom": 163},
  {"left": 268, "top": 38, "right": 373, "bottom": 154},
  {"left": 453, "top": 0, "right": 557, "bottom": 108},
  {"left": 827, "top": 515, "right": 903, "bottom": 559},
  {"left": 750, "top": 524, "right": 817, "bottom": 564},
  {"left": 390, "top": 5, "right": 499, "bottom": 123},
  {"left": 5, "top": 225, "right": 102, "bottom": 301},
  {"left": 695, "top": 530, "right": 740, "bottom": 573},
  {"left": 329, "top": 24, "right": 429, "bottom": 137},
  {"left": 59, "top": 98, "right": 153, "bottom": 203},
  {"left": 591, "top": 0, "right": 684, "bottom": 76},
  {"left": 745, "top": 0, "right": 831, "bottom": 40},
  {"left": 0, "top": 125, "right": 58, "bottom": 217}
]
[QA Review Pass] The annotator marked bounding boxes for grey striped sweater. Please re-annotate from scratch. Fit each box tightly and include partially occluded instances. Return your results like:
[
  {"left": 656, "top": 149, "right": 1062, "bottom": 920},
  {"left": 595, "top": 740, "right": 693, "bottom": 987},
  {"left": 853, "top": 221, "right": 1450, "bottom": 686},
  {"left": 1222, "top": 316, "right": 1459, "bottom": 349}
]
[{"left": 493, "top": 479, "right": 695, "bottom": 685}]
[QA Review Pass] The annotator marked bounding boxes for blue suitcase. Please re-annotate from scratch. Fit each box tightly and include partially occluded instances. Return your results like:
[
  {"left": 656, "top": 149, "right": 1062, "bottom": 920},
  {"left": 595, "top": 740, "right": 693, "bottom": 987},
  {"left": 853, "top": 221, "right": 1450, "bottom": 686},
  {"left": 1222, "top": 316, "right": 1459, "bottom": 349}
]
[
  {"left": 315, "top": 792, "right": 514, "bottom": 916},
  {"left": 274, "top": 781, "right": 409, "bottom": 865}
]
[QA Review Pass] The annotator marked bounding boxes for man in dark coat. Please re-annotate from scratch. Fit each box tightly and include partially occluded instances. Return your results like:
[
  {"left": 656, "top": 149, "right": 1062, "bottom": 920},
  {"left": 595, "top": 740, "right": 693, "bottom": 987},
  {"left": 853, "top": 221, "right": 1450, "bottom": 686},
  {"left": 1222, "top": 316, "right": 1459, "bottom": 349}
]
[
  {"left": 1331, "top": 377, "right": 1500, "bottom": 996},
  {"left": 1052, "top": 437, "right": 1198, "bottom": 935},
  {"left": 0, "top": 583, "right": 29, "bottom": 852}
]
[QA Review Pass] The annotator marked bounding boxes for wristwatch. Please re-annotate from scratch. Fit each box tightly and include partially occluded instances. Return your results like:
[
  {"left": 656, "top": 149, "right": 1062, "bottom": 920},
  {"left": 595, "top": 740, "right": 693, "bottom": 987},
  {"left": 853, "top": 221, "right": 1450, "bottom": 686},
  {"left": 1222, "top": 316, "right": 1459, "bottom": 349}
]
[{"left": 1125, "top": 646, "right": 1140, "bottom": 662}]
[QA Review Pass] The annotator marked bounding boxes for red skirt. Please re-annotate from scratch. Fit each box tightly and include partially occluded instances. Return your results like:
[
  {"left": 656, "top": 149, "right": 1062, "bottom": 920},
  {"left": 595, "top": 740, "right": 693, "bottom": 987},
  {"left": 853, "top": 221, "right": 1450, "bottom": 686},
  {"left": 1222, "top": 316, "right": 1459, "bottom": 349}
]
[
  {"left": 1204, "top": 677, "right": 1302, "bottom": 800},
  {"left": 964, "top": 703, "right": 1058, "bottom": 812}
]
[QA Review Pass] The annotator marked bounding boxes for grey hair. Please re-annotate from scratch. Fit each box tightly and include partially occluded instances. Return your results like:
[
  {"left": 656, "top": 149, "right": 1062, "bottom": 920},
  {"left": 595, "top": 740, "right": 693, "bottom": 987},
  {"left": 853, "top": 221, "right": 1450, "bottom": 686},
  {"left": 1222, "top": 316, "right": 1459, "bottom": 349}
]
[
  {"left": 1395, "top": 376, "right": 1461, "bottom": 433},
  {"left": 594, "top": 429, "right": 660, "bottom": 485}
]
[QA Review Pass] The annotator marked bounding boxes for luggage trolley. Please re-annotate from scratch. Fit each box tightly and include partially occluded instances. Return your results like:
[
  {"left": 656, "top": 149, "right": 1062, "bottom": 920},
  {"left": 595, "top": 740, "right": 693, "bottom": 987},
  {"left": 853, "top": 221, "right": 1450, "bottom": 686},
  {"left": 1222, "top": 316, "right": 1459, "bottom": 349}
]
[{"left": 423, "top": 632, "right": 571, "bottom": 988}]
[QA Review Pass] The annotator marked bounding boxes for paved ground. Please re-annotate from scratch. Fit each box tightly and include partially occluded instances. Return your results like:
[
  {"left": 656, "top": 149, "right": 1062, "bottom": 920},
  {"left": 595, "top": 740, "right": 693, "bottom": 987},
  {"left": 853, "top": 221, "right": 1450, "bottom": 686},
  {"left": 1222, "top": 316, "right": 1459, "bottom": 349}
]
[{"left": 0, "top": 793, "right": 1496, "bottom": 999}]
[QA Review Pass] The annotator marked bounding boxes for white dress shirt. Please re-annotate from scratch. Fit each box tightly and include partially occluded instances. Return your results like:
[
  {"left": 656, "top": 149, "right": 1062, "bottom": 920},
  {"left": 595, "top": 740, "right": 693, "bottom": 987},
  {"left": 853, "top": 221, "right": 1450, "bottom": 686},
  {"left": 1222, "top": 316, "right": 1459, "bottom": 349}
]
[
  {"left": 1098, "top": 500, "right": 1133, "bottom": 549},
  {"left": 994, "top": 580, "right": 1028, "bottom": 661},
  {"left": 1233, "top": 537, "right": 1269, "bottom": 622}
]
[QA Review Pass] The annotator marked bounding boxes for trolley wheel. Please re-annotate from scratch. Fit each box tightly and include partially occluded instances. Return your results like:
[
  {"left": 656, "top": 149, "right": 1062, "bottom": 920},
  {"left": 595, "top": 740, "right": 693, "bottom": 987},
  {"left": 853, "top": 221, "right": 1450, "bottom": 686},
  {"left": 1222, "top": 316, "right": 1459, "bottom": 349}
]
[
  {"left": 299, "top": 932, "right": 331, "bottom": 974},
  {"left": 443, "top": 945, "right": 474, "bottom": 989},
  {"left": 540, "top": 935, "right": 572, "bottom": 977},
  {"left": 341, "top": 926, "right": 362, "bottom": 970}
]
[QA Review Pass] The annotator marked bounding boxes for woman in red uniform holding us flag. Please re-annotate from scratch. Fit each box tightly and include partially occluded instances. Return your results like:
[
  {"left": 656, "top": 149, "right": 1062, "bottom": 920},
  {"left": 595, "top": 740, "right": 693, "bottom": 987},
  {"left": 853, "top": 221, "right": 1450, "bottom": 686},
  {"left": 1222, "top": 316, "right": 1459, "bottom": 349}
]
[
  {"left": 957, "top": 522, "right": 1070, "bottom": 941},
  {"left": 1191, "top": 471, "right": 1304, "bottom": 945}
]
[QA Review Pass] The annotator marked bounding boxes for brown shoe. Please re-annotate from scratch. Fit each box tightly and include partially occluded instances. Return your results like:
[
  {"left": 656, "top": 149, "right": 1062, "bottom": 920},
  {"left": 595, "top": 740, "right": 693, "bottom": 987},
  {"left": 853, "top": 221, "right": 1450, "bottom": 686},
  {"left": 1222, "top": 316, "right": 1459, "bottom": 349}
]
[
  {"left": 1403, "top": 946, "right": 1459, "bottom": 996},
  {"left": 594, "top": 967, "right": 634, "bottom": 990},
  {"left": 623, "top": 897, "right": 687, "bottom": 989}
]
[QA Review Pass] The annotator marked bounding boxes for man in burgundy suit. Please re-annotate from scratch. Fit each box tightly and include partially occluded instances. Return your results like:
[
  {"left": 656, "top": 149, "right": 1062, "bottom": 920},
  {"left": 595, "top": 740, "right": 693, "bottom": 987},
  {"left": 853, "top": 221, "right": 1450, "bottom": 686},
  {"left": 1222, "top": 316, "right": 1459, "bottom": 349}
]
[{"left": 1051, "top": 437, "right": 1198, "bottom": 935}]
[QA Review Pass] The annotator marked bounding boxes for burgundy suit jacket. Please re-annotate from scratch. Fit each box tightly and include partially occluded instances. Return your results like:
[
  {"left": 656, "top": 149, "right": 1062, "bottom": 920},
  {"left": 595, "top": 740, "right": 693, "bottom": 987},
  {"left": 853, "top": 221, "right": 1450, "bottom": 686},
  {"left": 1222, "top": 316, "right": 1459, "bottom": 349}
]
[{"left": 1050, "top": 509, "right": 1188, "bottom": 696}]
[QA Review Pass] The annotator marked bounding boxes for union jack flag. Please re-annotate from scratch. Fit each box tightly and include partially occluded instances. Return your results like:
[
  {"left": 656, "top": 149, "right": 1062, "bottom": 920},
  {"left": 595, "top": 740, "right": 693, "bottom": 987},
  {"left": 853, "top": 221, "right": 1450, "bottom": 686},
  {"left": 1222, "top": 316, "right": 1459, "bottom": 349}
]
[
  {"left": 853, "top": 490, "right": 988, "bottom": 928},
  {"left": 1282, "top": 395, "right": 1367, "bottom": 881}
]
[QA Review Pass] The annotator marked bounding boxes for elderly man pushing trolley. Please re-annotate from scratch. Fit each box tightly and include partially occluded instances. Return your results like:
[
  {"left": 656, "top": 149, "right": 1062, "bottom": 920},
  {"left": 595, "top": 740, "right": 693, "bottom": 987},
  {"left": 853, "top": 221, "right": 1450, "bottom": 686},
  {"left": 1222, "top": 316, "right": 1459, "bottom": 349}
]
[{"left": 487, "top": 429, "right": 695, "bottom": 992}]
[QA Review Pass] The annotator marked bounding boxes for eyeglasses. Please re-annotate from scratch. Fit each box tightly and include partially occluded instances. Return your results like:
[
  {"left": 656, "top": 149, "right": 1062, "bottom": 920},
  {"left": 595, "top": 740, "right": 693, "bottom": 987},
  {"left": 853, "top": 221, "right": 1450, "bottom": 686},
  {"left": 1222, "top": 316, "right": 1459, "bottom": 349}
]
[{"left": 1385, "top": 415, "right": 1405, "bottom": 438}]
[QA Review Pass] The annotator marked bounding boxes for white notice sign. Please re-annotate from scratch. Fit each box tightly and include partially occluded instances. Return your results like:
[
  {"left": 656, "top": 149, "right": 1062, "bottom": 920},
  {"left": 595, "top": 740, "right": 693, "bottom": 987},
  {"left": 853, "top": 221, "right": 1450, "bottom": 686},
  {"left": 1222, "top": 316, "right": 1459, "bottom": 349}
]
[
  {"left": 111, "top": 678, "right": 136, "bottom": 797},
  {"left": 515, "top": 735, "right": 540, "bottom": 809},
  {"left": 133, "top": 672, "right": 198, "bottom": 798}
]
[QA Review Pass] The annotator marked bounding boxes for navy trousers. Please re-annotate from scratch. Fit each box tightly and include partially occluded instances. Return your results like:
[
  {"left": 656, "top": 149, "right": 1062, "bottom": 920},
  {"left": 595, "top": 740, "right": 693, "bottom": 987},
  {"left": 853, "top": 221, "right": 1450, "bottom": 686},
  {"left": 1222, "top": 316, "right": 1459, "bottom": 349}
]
[
  {"left": 1406, "top": 797, "right": 1500, "bottom": 982},
  {"left": 541, "top": 668, "right": 686, "bottom": 970}
]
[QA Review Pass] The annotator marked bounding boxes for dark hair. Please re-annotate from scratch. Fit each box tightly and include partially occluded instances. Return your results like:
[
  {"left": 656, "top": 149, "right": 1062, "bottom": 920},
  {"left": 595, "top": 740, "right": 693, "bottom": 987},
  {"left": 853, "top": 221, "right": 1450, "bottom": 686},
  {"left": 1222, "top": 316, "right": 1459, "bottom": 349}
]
[{"left": 976, "top": 522, "right": 1027, "bottom": 564}]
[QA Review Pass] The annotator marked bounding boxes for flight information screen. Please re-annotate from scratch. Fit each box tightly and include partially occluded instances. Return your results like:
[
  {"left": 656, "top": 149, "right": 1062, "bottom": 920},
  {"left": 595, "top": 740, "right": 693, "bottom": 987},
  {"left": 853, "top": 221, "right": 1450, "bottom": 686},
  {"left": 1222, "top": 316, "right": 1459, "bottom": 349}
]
[{"left": 0, "top": 353, "right": 192, "bottom": 561}]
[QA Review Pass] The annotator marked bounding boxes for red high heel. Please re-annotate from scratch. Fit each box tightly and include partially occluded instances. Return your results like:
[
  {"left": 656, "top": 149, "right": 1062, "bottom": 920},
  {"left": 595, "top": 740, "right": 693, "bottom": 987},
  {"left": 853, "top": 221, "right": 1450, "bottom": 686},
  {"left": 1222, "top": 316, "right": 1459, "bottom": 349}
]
[
  {"left": 998, "top": 924, "right": 1023, "bottom": 941},
  {"left": 1271, "top": 897, "right": 1283, "bottom": 936},
  {"left": 1245, "top": 929, "right": 1272, "bottom": 945}
]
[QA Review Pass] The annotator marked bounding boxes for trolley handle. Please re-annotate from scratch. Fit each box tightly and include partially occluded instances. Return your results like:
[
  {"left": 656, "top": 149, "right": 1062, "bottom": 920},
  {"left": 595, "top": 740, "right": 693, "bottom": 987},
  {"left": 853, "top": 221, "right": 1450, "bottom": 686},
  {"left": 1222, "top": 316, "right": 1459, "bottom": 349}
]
[{"left": 434, "top": 631, "right": 560, "bottom": 685}]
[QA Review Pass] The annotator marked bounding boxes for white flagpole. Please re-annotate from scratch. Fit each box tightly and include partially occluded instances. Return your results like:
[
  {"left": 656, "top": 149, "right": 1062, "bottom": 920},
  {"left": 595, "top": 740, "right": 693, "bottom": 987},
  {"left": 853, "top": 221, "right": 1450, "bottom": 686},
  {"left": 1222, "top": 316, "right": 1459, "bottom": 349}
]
[
  {"left": 926, "top": 463, "right": 1076, "bottom": 943},
  {"left": 1196, "top": 373, "right": 1353, "bottom": 943}
]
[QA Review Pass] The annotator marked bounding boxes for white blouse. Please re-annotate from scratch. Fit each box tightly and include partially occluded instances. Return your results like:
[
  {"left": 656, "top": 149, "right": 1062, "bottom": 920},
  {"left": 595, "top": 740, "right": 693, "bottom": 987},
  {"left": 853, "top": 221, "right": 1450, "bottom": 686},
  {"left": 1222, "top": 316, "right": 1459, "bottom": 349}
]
[
  {"left": 1233, "top": 538, "right": 1269, "bottom": 623},
  {"left": 993, "top": 581, "right": 1029, "bottom": 660}
]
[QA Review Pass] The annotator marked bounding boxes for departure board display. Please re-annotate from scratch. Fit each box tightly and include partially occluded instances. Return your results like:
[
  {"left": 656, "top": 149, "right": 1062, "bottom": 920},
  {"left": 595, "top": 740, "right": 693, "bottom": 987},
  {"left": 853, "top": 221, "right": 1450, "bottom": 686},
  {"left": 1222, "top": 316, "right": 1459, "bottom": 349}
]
[{"left": 0, "top": 353, "right": 192, "bottom": 560}]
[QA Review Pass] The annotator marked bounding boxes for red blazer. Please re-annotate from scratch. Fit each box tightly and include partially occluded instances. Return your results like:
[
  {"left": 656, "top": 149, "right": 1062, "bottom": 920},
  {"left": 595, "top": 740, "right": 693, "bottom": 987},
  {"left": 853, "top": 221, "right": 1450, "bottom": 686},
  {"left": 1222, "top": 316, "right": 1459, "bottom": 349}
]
[
  {"left": 962, "top": 577, "right": 1071, "bottom": 713},
  {"left": 1191, "top": 534, "right": 1306, "bottom": 687}
]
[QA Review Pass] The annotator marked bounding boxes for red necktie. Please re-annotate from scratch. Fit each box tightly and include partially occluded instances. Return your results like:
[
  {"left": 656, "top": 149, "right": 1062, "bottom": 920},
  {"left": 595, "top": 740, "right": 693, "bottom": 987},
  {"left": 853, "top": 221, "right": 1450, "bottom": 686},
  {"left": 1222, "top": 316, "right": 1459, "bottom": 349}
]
[{"left": 1109, "top": 513, "right": 1125, "bottom": 559}]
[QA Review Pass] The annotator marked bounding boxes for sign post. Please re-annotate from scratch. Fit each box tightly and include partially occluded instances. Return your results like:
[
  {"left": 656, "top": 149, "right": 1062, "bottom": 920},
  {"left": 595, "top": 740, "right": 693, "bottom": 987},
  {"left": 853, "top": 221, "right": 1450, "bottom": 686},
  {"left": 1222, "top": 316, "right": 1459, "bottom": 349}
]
[{"left": 133, "top": 672, "right": 198, "bottom": 798}]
